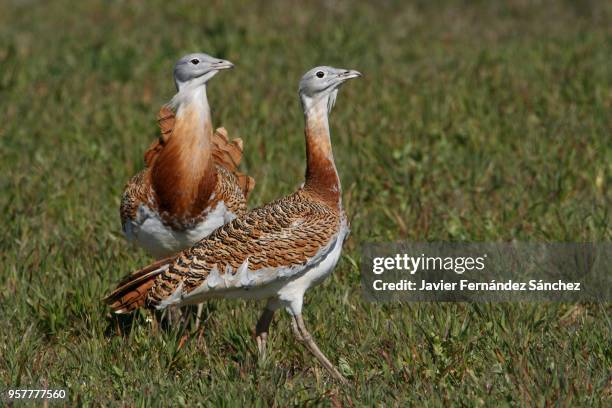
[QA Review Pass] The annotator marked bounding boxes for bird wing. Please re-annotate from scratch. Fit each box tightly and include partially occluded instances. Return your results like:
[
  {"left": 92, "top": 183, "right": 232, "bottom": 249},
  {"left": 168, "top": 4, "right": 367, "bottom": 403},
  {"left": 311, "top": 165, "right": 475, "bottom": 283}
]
[
  {"left": 146, "top": 190, "right": 343, "bottom": 307},
  {"left": 211, "top": 128, "right": 255, "bottom": 198},
  {"left": 119, "top": 170, "right": 151, "bottom": 227},
  {"left": 211, "top": 165, "right": 248, "bottom": 218}
]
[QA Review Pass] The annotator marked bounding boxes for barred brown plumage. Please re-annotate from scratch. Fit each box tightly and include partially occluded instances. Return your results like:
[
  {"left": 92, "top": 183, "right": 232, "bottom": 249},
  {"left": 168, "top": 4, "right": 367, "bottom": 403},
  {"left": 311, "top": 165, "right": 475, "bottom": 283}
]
[
  {"left": 144, "top": 189, "right": 343, "bottom": 305},
  {"left": 105, "top": 65, "right": 361, "bottom": 384}
]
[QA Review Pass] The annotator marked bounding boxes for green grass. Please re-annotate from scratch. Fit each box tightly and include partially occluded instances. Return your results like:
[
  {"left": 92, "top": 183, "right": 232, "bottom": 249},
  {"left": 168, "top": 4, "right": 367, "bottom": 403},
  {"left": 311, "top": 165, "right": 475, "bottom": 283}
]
[{"left": 1, "top": 0, "right": 611, "bottom": 405}]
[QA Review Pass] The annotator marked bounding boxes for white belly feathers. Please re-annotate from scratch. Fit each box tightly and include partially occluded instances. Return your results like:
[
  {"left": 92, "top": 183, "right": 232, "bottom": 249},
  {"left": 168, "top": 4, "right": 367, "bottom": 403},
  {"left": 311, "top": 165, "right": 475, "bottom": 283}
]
[{"left": 123, "top": 201, "right": 236, "bottom": 258}]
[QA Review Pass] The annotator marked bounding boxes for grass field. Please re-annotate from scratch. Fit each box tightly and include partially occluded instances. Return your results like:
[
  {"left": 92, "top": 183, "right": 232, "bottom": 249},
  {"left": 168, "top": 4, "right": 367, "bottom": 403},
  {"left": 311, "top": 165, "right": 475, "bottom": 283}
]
[{"left": 1, "top": 0, "right": 611, "bottom": 405}]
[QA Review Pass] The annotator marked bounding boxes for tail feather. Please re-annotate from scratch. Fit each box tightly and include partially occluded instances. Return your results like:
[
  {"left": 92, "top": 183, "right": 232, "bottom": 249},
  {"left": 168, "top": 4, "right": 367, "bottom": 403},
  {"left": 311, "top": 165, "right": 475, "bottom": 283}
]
[
  {"left": 103, "top": 256, "right": 174, "bottom": 314},
  {"left": 157, "top": 105, "right": 174, "bottom": 140},
  {"left": 211, "top": 127, "right": 243, "bottom": 171},
  {"left": 143, "top": 106, "right": 175, "bottom": 167},
  {"left": 212, "top": 127, "right": 255, "bottom": 198}
]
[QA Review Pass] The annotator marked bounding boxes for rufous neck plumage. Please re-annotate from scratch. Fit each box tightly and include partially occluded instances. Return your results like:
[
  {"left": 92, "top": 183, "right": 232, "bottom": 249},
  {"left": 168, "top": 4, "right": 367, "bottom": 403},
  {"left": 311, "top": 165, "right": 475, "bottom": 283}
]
[
  {"left": 301, "top": 94, "right": 341, "bottom": 208},
  {"left": 151, "top": 84, "right": 216, "bottom": 219}
]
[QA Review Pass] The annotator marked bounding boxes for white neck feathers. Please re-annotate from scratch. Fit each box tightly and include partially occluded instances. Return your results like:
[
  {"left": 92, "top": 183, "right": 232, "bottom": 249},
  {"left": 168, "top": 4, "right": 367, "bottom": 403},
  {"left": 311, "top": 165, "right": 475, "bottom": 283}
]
[{"left": 170, "top": 85, "right": 210, "bottom": 118}]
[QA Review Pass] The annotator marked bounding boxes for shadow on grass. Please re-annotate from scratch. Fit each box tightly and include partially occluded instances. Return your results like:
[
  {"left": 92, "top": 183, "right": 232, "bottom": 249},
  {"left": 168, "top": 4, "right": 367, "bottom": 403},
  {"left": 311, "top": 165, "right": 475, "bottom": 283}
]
[
  {"left": 103, "top": 312, "right": 142, "bottom": 338},
  {"left": 103, "top": 304, "right": 216, "bottom": 339}
]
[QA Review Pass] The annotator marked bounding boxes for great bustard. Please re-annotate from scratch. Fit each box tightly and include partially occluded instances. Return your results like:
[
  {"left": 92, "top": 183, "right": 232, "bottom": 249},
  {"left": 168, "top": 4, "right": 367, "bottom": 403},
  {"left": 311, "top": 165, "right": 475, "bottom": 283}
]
[
  {"left": 106, "top": 66, "right": 361, "bottom": 384},
  {"left": 120, "top": 53, "right": 254, "bottom": 259}
]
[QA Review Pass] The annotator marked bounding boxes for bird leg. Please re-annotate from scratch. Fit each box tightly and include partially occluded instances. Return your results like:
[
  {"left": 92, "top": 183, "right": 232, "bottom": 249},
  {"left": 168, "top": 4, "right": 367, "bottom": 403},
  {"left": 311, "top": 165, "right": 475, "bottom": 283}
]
[
  {"left": 163, "top": 305, "right": 182, "bottom": 328},
  {"left": 290, "top": 315, "right": 304, "bottom": 342},
  {"left": 194, "top": 303, "right": 204, "bottom": 331},
  {"left": 150, "top": 311, "right": 159, "bottom": 335},
  {"left": 291, "top": 314, "right": 349, "bottom": 385},
  {"left": 255, "top": 308, "right": 275, "bottom": 358}
]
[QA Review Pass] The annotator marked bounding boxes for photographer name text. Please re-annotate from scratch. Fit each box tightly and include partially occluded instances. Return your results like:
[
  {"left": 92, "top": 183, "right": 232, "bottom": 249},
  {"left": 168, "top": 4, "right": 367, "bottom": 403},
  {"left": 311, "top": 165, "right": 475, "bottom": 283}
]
[{"left": 372, "top": 279, "right": 581, "bottom": 292}]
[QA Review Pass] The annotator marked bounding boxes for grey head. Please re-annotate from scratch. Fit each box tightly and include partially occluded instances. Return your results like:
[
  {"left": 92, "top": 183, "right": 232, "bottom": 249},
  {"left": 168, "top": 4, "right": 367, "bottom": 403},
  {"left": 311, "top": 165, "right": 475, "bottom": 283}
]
[
  {"left": 298, "top": 66, "right": 361, "bottom": 113},
  {"left": 173, "top": 52, "right": 234, "bottom": 91}
]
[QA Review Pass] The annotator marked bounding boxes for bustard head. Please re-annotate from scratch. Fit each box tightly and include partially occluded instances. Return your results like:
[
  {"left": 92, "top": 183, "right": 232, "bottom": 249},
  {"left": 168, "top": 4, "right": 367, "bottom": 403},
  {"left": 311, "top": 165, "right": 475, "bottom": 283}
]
[
  {"left": 173, "top": 53, "right": 234, "bottom": 91},
  {"left": 299, "top": 66, "right": 361, "bottom": 113}
]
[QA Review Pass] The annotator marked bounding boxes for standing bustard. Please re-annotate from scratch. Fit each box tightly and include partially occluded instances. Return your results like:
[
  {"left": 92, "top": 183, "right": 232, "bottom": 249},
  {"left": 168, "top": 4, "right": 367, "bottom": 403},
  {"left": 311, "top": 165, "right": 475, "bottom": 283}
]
[
  {"left": 106, "top": 66, "right": 361, "bottom": 384},
  {"left": 120, "top": 53, "right": 254, "bottom": 259}
]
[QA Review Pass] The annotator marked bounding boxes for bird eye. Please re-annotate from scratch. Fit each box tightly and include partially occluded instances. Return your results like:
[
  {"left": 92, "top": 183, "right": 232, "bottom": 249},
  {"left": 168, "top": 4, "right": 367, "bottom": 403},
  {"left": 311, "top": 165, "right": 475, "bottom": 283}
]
[
  {"left": 190, "top": 59, "right": 199, "bottom": 65},
  {"left": 316, "top": 71, "right": 325, "bottom": 78}
]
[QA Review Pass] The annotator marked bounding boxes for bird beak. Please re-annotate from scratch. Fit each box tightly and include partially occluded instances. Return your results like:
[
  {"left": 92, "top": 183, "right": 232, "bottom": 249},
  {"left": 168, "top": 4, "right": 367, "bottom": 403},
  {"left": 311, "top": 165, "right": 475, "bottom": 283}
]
[
  {"left": 212, "top": 59, "right": 234, "bottom": 70},
  {"left": 338, "top": 69, "right": 362, "bottom": 81}
]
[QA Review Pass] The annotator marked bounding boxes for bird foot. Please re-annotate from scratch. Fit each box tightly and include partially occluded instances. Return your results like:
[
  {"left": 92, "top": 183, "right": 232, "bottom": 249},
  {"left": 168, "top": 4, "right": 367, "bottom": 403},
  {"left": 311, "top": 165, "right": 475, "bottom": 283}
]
[
  {"left": 256, "top": 333, "right": 267, "bottom": 359},
  {"left": 291, "top": 314, "right": 349, "bottom": 386},
  {"left": 255, "top": 307, "right": 275, "bottom": 361}
]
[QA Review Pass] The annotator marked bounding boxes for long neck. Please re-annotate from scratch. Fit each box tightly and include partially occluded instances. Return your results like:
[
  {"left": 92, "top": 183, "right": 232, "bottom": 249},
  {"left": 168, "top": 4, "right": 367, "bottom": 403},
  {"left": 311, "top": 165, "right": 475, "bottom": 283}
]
[
  {"left": 151, "top": 85, "right": 216, "bottom": 220},
  {"left": 302, "top": 94, "right": 341, "bottom": 207},
  {"left": 173, "top": 85, "right": 213, "bottom": 153}
]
